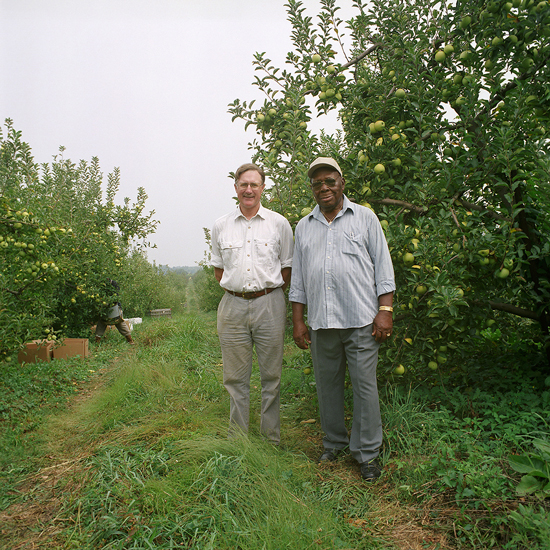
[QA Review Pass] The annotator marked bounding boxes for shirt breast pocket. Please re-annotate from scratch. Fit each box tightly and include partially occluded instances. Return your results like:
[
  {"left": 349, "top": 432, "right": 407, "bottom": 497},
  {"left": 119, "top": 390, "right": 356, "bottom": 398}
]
[
  {"left": 220, "top": 240, "right": 243, "bottom": 269},
  {"left": 342, "top": 232, "right": 363, "bottom": 256},
  {"left": 254, "top": 237, "right": 279, "bottom": 269}
]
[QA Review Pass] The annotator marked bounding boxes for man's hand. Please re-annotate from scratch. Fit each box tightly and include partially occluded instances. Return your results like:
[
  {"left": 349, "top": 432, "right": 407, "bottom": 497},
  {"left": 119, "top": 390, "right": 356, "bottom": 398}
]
[
  {"left": 293, "top": 319, "right": 312, "bottom": 349},
  {"left": 372, "top": 310, "right": 393, "bottom": 343}
]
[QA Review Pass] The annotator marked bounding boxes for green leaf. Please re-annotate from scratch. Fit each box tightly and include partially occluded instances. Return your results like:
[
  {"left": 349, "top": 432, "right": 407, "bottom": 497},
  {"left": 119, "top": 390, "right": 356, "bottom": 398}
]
[
  {"left": 516, "top": 475, "right": 542, "bottom": 496},
  {"left": 533, "top": 439, "right": 550, "bottom": 459},
  {"left": 509, "top": 454, "right": 538, "bottom": 474}
]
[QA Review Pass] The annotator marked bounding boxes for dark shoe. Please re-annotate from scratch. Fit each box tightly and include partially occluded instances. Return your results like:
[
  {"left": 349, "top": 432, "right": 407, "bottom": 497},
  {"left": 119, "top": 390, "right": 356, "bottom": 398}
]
[
  {"left": 126, "top": 335, "right": 135, "bottom": 345},
  {"left": 360, "top": 458, "right": 382, "bottom": 482},
  {"left": 95, "top": 336, "right": 101, "bottom": 343},
  {"left": 318, "top": 448, "right": 343, "bottom": 463}
]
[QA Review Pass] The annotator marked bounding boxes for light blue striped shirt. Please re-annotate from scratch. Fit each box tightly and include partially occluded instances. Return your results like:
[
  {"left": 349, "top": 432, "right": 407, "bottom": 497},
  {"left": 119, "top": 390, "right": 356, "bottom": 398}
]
[{"left": 289, "top": 196, "right": 395, "bottom": 330}]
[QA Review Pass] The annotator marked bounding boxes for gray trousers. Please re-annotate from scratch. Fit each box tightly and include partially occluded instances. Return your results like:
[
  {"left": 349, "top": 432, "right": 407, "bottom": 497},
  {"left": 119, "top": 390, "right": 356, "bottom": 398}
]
[
  {"left": 310, "top": 325, "right": 382, "bottom": 464},
  {"left": 217, "top": 288, "right": 286, "bottom": 444}
]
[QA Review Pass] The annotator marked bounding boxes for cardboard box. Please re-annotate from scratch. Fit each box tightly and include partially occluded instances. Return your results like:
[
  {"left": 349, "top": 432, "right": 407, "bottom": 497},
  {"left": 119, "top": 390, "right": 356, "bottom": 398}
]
[
  {"left": 52, "top": 338, "right": 90, "bottom": 360},
  {"left": 18, "top": 340, "right": 54, "bottom": 364}
]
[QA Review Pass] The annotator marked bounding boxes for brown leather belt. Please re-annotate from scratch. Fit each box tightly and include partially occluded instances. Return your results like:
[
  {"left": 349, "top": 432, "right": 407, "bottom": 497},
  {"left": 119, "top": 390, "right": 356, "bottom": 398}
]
[{"left": 224, "top": 288, "right": 276, "bottom": 299}]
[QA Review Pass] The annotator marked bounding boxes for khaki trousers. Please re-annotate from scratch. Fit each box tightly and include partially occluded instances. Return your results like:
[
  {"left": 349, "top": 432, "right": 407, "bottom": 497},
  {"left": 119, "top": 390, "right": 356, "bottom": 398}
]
[
  {"left": 96, "top": 317, "right": 132, "bottom": 339},
  {"left": 217, "top": 288, "right": 286, "bottom": 444}
]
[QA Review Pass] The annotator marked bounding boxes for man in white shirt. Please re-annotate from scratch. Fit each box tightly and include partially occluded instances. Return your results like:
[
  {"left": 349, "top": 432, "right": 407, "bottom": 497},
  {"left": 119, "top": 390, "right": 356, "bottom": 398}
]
[{"left": 211, "top": 163, "right": 293, "bottom": 444}]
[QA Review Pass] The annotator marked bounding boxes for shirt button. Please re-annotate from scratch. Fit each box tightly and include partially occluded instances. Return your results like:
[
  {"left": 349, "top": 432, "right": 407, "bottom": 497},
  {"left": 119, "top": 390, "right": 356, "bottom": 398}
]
[{"left": 247, "top": 268, "right": 250, "bottom": 271}]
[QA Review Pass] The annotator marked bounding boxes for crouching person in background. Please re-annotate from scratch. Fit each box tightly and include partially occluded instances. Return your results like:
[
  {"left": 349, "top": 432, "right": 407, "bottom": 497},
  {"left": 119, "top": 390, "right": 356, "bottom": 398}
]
[{"left": 95, "top": 279, "right": 135, "bottom": 345}]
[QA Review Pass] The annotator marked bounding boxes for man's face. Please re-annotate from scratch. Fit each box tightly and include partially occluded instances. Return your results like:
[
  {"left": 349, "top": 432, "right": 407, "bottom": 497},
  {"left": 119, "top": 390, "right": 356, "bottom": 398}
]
[
  {"left": 310, "top": 167, "right": 345, "bottom": 212},
  {"left": 235, "top": 169, "right": 265, "bottom": 214}
]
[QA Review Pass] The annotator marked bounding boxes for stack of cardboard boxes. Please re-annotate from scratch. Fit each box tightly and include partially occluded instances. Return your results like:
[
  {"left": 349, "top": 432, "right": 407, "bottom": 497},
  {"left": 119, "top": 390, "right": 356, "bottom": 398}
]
[{"left": 18, "top": 338, "right": 89, "bottom": 364}]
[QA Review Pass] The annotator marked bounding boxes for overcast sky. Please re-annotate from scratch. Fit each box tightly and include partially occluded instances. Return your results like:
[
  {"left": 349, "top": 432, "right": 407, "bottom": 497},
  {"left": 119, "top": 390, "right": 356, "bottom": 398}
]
[{"left": 1, "top": 0, "right": 357, "bottom": 267}]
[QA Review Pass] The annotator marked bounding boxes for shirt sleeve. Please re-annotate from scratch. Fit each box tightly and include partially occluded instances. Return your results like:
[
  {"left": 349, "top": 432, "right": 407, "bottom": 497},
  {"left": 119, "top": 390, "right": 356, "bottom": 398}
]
[
  {"left": 279, "top": 217, "right": 294, "bottom": 269},
  {"left": 366, "top": 213, "right": 396, "bottom": 297},
  {"left": 288, "top": 224, "right": 307, "bottom": 304},
  {"left": 210, "top": 221, "right": 224, "bottom": 269}
]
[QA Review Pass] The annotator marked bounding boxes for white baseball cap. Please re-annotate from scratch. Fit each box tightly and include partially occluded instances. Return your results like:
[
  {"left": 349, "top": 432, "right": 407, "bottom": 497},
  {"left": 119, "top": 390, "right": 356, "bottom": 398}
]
[{"left": 307, "top": 157, "right": 343, "bottom": 179}]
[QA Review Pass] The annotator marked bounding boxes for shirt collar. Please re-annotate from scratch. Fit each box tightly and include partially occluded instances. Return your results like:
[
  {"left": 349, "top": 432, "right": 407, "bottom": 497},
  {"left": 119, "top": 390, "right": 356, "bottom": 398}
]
[
  {"left": 233, "top": 203, "right": 266, "bottom": 221},
  {"left": 310, "top": 195, "right": 355, "bottom": 223}
]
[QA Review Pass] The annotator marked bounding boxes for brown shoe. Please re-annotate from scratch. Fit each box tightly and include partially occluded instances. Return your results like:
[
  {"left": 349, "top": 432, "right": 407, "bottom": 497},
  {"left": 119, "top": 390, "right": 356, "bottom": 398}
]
[
  {"left": 126, "top": 335, "right": 135, "bottom": 345},
  {"left": 95, "top": 336, "right": 101, "bottom": 343}
]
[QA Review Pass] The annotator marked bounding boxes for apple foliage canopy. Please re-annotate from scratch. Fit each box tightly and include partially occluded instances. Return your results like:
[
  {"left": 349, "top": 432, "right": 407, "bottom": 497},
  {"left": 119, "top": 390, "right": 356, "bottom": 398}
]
[
  {"left": 229, "top": 0, "right": 550, "bottom": 371},
  {"left": 0, "top": 119, "right": 159, "bottom": 359}
]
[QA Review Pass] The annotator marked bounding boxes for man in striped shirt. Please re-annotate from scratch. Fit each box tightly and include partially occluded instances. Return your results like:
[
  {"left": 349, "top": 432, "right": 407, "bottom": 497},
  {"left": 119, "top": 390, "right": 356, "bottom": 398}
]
[{"left": 289, "top": 157, "right": 395, "bottom": 481}]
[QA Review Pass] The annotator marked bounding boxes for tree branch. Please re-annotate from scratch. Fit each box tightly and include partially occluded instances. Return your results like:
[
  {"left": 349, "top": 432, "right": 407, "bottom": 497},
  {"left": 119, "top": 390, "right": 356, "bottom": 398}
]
[
  {"left": 455, "top": 198, "right": 511, "bottom": 222},
  {"left": 470, "top": 299, "right": 540, "bottom": 321},
  {"left": 370, "top": 198, "right": 427, "bottom": 214},
  {"left": 341, "top": 44, "right": 381, "bottom": 70}
]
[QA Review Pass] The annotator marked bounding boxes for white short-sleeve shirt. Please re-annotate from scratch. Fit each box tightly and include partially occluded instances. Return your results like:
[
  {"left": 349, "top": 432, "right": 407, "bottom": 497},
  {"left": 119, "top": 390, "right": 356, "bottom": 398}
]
[{"left": 211, "top": 204, "right": 293, "bottom": 292}]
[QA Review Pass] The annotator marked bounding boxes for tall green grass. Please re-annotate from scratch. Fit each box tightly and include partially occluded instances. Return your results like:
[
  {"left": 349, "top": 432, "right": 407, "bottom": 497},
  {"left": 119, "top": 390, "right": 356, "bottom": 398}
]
[{"left": 2, "top": 312, "right": 549, "bottom": 549}]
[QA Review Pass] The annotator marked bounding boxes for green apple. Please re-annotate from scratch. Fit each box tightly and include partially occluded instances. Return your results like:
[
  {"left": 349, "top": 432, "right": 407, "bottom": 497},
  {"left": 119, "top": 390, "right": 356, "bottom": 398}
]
[
  {"left": 374, "top": 120, "right": 385, "bottom": 132},
  {"left": 428, "top": 361, "right": 438, "bottom": 371},
  {"left": 416, "top": 285, "right": 427, "bottom": 296},
  {"left": 497, "top": 268, "right": 510, "bottom": 278},
  {"left": 395, "top": 88, "right": 406, "bottom": 99},
  {"left": 374, "top": 163, "right": 385, "bottom": 175},
  {"left": 303, "top": 367, "right": 312, "bottom": 375},
  {"left": 312, "top": 54, "right": 321, "bottom": 63},
  {"left": 435, "top": 50, "right": 446, "bottom": 62},
  {"left": 444, "top": 44, "right": 454, "bottom": 54},
  {"left": 460, "top": 15, "right": 472, "bottom": 28},
  {"left": 403, "top": 252, "right": 415, "bottom": 266},
  {"left": 394, "top": 365, "right": 405, "bottom": 375}
]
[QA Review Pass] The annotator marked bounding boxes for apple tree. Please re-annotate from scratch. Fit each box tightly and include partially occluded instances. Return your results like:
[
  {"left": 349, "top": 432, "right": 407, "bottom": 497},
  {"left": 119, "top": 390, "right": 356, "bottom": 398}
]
[
  {"left": 0, "top": 119, "right": 158, "bottom": 360},
  {"left": 229, "top": 0, "right": 550, "bottom": 372}
]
